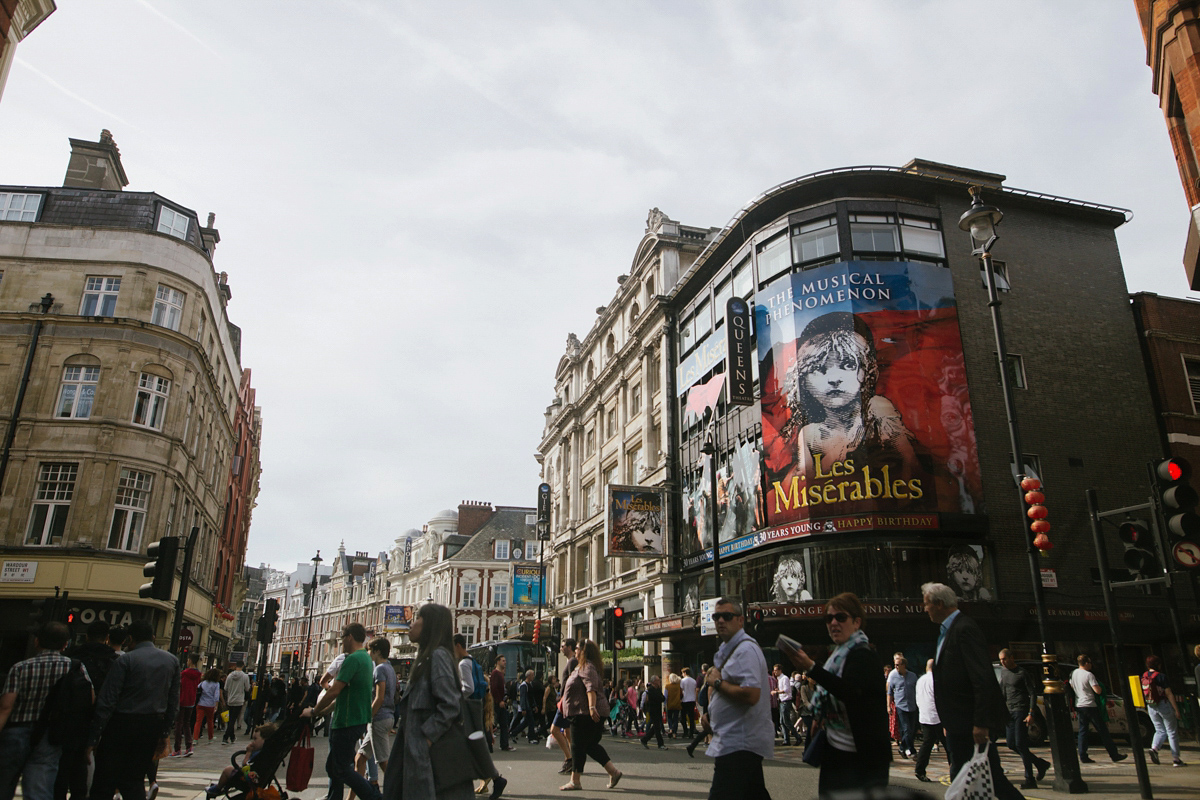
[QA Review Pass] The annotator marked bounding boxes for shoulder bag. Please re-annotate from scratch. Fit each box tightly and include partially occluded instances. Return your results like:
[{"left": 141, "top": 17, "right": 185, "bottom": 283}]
[
  {"left": 427, "top": 665, "right": 482, "bottom": 792},
  {"left": 285, "top": 722, "right": 314, "bottom": 791}
]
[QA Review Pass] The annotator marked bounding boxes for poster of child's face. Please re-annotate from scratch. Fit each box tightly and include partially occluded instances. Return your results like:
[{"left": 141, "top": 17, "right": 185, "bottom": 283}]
[
  {"left": 772, "top": 554, "right": 814, "bottom": 603},
  {"left": 946, "top": 545, "right": 993, "bottom": 602},
  {"left": 756, "top": 261, "right": 984, "bottom": 532},
  {"left": 606, "top": 486, "right": 666, "bottom": 558}
]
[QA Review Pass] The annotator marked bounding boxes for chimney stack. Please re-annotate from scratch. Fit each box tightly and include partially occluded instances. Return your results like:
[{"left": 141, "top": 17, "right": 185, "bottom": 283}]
[
  {"left": 63, "top": 129, "right": 129, "bottom": 191},
  {"left": 200, "top": 211, "right": 221, "bottom": 256}
]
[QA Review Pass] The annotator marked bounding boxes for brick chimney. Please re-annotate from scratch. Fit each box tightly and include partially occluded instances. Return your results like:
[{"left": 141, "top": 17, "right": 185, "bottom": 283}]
[
  {"left": 458, "top": 501, "right": 496, "bottom": 538},
  {"left": 63, "top": 129, "right": 129, "bottom": 191}
]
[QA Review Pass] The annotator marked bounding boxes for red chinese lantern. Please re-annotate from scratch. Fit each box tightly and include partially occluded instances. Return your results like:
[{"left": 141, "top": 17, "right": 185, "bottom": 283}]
[
  {"left": 1024, "top": 490, "right": 1045, "bottom": 504},
  {"left": 1031, "top": 519, "right": 1051, "bottom": 534},
  {"left": 1033, "top": 532, "right": 1053, "bottom": 551},
  {"left": 1027, "top": 505, "right": 1048, "bottom": 520},
  {"left": 1020, "top": 477, "right": 1042, "bottom": 491}
]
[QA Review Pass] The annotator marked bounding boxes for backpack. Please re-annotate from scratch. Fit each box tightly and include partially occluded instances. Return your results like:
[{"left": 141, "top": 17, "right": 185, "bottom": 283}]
[
  {"left": 1141, "top": 670, "right": 1167, "bottom": 704},
  {"left": 469, "top": 658, "right": 487, "bottom": 700},
  {"left": 37, "top": 660, "right": 94, "bottom": 745}
]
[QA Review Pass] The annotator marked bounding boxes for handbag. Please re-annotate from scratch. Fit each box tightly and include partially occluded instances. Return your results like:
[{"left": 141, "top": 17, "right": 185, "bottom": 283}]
[
  {"left": 285, "top": 723, "right": 315, "bottom": 791},
  {"left": 801, "top": 727, "right": 827, "bottom": 767},
  {"left": 945, "top": 743, "right": 995, "bottom": 800}
]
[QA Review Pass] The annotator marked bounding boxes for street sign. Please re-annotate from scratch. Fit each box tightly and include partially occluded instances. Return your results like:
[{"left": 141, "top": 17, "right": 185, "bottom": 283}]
[
  {"left": 700, "top": 598, "right": 718, "bottom": 636},
  {"left": 1173, "top": 540, "right": 1200, "bottom": 569},
  {"left": 538, "top": 483, "right": 551, "bottom": 523},
  {"left": 177, "top": 627, "right": 193, "bottom": 647}
]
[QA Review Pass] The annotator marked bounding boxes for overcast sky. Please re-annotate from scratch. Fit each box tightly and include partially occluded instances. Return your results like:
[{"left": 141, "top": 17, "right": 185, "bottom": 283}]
[{"left": 1, "top": 1, "right": 1193, "bottom": 569}]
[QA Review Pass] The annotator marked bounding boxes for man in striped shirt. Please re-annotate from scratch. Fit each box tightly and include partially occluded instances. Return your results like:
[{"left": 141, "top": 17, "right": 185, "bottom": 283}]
[{"left": 0, "top": 622, "right": 87, "bottom": 800}]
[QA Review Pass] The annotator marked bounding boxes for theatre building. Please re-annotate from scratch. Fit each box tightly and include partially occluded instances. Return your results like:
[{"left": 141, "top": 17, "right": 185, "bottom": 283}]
[{"left": 627, "top": 160, "right": 1194, "bottom": 685}]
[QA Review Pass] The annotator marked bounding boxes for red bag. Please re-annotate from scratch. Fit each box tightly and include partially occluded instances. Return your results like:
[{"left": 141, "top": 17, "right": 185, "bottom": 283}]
[{"left": 286, "top": 724, "right": 314, "bottom": 791}]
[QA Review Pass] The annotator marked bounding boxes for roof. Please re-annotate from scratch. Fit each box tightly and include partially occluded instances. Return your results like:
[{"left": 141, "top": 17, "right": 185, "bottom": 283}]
[{"left": 448, "top": 506, "right": 538, "bottom": 563}]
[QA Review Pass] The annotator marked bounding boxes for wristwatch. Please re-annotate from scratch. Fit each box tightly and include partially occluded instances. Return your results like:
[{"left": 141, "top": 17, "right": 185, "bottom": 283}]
[{"left": 712, "top": 679, "right": 723, "bottom": 693}]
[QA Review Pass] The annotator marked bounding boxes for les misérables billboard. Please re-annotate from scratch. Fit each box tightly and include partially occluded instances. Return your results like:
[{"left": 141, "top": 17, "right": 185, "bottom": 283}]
[{"left": 756, "top": 261, "right": 983, "bottom": 535}]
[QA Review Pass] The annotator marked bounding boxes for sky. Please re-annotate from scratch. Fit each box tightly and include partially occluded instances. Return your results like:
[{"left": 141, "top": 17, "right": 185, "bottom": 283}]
[{"left": 1, "top": 1, "right": 1194, "bottom": 569}]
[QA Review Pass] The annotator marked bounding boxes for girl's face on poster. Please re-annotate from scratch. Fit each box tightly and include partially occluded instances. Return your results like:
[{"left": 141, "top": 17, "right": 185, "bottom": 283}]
[
  {"left": 803, "top": 344, "right": 864, "bottom": 411},
  {"left": 781, "top": 573, "right": 801, "bottom": 597},
  {"left": 951, "top": 562, "right": 979, "bottom": 594},
  {"left": 627, "top": 512, "right": 662, "bottom": 552}
]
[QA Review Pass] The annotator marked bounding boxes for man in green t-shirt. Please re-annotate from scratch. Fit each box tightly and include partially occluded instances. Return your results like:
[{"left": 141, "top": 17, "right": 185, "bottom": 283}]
[{"left": 302, "top": 623, "right": 380, "bottom": 800}]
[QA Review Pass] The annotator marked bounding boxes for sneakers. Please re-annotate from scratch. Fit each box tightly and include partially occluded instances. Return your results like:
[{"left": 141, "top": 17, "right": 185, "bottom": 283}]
[
  {"left": 185, "top": 747, "right": 194, "bottom": 757},
  {"left": 1174, "top": 759, "right": 1186, "bottom": 767},
  {"left": 1112, "top": 753, "right": 1128, "bottom": 763},
  {"left": 168, "top": 750, "right": 183, "bottom": 758},
  {"left": 1149, "top": 748, "right": 1160, "bottom": 765},
  {"left": 489, "top": 775, "right": 508, "bottom": 800},
  {"left": 204, "top": 784, "right": 220, "bottom": 799},
  {"left": 147, "top": 783, "right": 159, "bottom": 800}
]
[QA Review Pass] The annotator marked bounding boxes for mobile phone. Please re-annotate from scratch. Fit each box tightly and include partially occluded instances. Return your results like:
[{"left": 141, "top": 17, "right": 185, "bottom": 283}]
[{"left": 776, "top": 634, "right": 803, "bottom": 656}]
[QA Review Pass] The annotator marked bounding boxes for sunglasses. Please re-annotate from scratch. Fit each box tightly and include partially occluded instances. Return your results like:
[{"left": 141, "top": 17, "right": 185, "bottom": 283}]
[
  {"left": 823, "top": 612, "right": 851, "bottom": 624},
  {"left": 711, "top": 612, "right": 740, "bottom": 622}
]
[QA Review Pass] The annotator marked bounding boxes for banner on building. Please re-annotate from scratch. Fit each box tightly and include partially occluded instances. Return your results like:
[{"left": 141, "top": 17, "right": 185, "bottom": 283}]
[
  {"left": 756, "top": 261, "right": 983, "bottom": 532},
  {"left": 403, "top": 537, "right": 413, "bottom": 573},
  {"left": 725, "top": 297, "right": 754, "bottom": 405},
  {"left": 383, "top": 604, "right": 414, "bottom": 632},
  {"left": 512, "top": 565, "right": 544, "bottom": 607},
  {"left": 605, "top": 484, "right": 666, "bottom": 558}
]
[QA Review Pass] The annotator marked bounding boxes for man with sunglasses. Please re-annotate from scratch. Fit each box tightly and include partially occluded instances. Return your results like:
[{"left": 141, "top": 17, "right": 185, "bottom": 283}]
[{"left": 702, "top": 598, "right": 773, "bottom": 800}]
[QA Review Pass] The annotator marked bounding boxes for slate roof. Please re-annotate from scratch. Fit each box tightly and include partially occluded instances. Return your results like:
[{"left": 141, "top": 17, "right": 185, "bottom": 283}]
[
  {"left": 0, "top": 185, "right": 208, "bottom": 253},
  {"left": 449, "top": 506, "right": 538, "bottom": 563}
]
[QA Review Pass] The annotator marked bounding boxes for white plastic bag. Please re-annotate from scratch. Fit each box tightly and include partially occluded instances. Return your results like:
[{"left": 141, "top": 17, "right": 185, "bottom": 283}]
[{"left": 945, "top": 744, "right": 995, "bottom": 800}]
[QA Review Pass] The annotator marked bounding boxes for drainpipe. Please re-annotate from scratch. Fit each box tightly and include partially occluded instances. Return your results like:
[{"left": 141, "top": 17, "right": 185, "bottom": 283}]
[{"left": 0, "top": 293, "right": 54, "bottom": 495}]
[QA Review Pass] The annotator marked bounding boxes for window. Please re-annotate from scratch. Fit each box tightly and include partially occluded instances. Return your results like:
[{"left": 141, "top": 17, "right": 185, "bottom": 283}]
[
  {"left": 757, "top": 234, "right": 791, "bottom": 282},
  {"left": 582, "top": 481, "right": 596, "bottom": 517},
  {"left": 461, "top": 582, "right": 478, "bottom": 608},
  {"left": 132, "top": 373, "right": 170, "bottom": 430},
  {"left": 491, "top": 623, "right": 506, "bottom": 641},
  {"left": 998, "top": 354, "right": 1027, "bottom": 389},
  {"left": 585, "top": 428, "right": 596, "bottom": 455},
  {"left": 494, "top": 539, "right": 510, "bottom": 560},
  {"left": 108, "top": 468, "right": 153, "bottom": 550},
  {"left": 630, "top": 384, "right": 642, "bottom": 416},
  {"left": 1186, "top": 358, "right": 1200, "bottom": 414},
  {"left": 732, "top": 256, "right": 753, "bottom": 298},
  {"left": 607, "top": 407, "right": 617, "bottom": 438},
  {"left": 152, "top": 285, "right": 185, "bottom": 331},
  {"left": 525, "top": 541, "right": 541, "bottom": 560},
  {"left": 26, "top": 463, "right": 77, "bottom": 545},
  {"left": 603, "top": 462, "right": 617, "bottom": 489},
  {"left": 56, "top": 366, "right": 99, "bottom": 419},
  {"left": 157, "top": 206, "right": 190, "bottom": 239},
  {"left": 0, "top": 192, "right": 41, "bottom": 221},
  {"left": 80, "top": 277, "right": 121, "bottom": 317},
  {"left": 492, "top": 583, "right": 509, "bottom": 608},
  {"left": 900, "top": 217, "right": 945, "bottom": 258},
  {"left": 694, "top": 299, "right": 711, "bottom": 340},
  {"left": 648, "top": 355, "right": 660, "bottom": 394},
  {"left": 850, "top": 214, "right": 900, "bottom": 252},
  {"left": 460, "top": 622, "right": 476, "bottom": 646},
  {"left": 627, "top": 445, "right": 644, "bottom": 481},
  {"left": 980, "top": 259, "right": 1011, "bottom": 291},
  {"left": 792, "top": 217, "right": 839, "bottom": 263}
]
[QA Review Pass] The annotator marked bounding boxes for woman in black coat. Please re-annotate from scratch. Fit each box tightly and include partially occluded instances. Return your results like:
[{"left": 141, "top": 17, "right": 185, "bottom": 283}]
[{"left": 786, "top": 592, "right": 890, "bottom": 796}]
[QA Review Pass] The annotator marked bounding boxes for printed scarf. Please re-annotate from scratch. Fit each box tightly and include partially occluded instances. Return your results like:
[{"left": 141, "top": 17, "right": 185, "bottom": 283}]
[{"left": 808, "top": 629, "right": 870, "bottom": 723}]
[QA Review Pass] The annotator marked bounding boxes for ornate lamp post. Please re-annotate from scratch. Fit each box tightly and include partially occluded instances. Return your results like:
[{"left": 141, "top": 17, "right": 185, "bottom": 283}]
[
  {"left": 304, "top": 551, "right": 322, "bottom": 677},
  {"left": 958, "top": 187, "right": 1085, "bottom": 793}
]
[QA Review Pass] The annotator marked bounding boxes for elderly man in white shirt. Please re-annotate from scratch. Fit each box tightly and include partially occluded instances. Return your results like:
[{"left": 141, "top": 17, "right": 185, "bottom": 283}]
[
  {"left": 679, "top": 668, "right": 698, "bottom": 738},
  {"left": 703, "top": 598, "right": 773, "bottom": 800},
  {"left": 913, "top": 658, "right": 946, "bottom": 782}
]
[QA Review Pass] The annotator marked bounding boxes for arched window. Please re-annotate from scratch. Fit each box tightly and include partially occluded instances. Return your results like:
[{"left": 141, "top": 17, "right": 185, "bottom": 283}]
[
  {"left": 586, "top": 361, "right": 595, "bottom": 382},
  {"left": 605, "top": 334, "right": 616, "bottom": 359}
]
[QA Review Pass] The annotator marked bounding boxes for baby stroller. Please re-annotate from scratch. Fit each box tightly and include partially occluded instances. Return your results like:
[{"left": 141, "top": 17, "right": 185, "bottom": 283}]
[
  {"left": 608, "top": 698, "right": 626, "bottom": 736},
  {"left": 214, "top": 715, "right": 311, "bottom": 800}
]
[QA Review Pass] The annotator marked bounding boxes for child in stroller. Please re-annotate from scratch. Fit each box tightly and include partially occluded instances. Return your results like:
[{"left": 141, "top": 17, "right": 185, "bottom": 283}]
[{"left": 206, "top": 723, "right": 277, "bottom": 797}]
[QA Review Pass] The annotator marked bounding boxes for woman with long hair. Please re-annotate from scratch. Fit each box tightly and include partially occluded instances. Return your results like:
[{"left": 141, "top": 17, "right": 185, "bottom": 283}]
[
  {"left": 783, "top": 592, "right": 890, "bottom": 796},
  {"left": 559, "top": 639, "right": 622, "bottom": 791},
  {"left": 384, "top": 604, "right": 491, "bottom": 800},
  {"left": 194, "top": 668, "right": 222, "bottom": 741}
]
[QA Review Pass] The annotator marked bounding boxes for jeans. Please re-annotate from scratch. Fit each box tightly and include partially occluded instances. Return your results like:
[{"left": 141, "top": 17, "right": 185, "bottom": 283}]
[
  {"left": 496, "top": 704, "right": 511, "bottom": 749},
  {"left": 0, "top": 725, "right": 62, "bottom": 800},
  {"left": 709, "top": 750, "right": 770, "bottom": 800},
  {"left": 1005, "top": 710, "right": 1049, "bottom": 780},
  {"left": 896, "top": 707, "right": 918, "bottom": 755},
  {"left": 326, "top": 725, "right": 380, "bottom": 800},
  {"left": 174, "top": 706, "right": 196, "bottom": 753},
  {"left": 1075, "top": 706, "right": 1120, "bottom": 760},
  {"left": 54, "top": 738, "right": 87, "bottom": 800},
  {"left": 778, "top": 702, "right": 794, "bottom": 745},
  {"left": 913, "top": 721, "right": 945, "bottom": 778},
  {"left": 681, "top": 702, "right": 697, "bottom": 737},
  {"left": 1147, "top": 701, "right": 1181, "bottom": 759},
  {"left": 89, "top": 713, "right": 161, "bottom": 800},
  {"left": 667, "top": 709, "right": 680, "bottom": 736},
  {"left": 223, "top": 706, "right": 243, "bottom": 742},
  {"left": 641, "top": 710, "right": 664, "bottom": 747},
  {"left": 193, "top": 706, "right": 216, "bottom": 740}
]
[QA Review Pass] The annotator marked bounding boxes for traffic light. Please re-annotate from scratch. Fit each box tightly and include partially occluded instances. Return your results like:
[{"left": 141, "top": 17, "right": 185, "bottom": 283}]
[
  {"left": 280, "top": 651, "right": 292, "bottom": 671},
  {"left": 257, "top": 598, "right": 279, "bottom": 644},
  {"left": 29, "top": 597, "right": 50, "bottom": 631},
  {"left": 292, "top": 649, "right": 300, "bottom": 668},
  {"left": 550, "top": 617, "right": 562, "bottom": 653},
  {"left": 533, "top": 619, "right": 541, "bottom": 645},
  {"left": 1118, "top": 519, "right": 1159, "bottom": 577},
  {"left": 1154, "top": 458, "right": 1199, "bottom": 540},
  {"left": 611, "top": 607, "right": 625, "bottom": 651},
  {"left": 139, "top": 537, "right": 180, "bottom": 600}
]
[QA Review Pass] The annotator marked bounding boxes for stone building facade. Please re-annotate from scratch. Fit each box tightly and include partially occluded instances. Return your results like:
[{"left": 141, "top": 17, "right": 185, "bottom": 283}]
[
  {"left": 0, "top": 0, "right": 55, "bottom": 105},
  {"left": 0, "top": 131, "right": 258, "bottom": 666}
]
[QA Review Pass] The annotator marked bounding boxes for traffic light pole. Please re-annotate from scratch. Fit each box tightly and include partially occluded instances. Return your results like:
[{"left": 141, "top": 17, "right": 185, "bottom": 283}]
[
  {"left": 169, "top": 526, "right": 199, "bottom": 656},
  {"left": 1087, "top": 489, "right": 1153, "bottom": 800},
  {"left": 1145, "top": 462, "right": 1191, "bottom": 676}
]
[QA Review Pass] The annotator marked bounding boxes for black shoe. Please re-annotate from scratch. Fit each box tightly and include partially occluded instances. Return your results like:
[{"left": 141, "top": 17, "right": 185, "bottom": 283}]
[
  {"left": 1037, "top": 759, "right": 1050, "bottom": 780},
  {"left": 559, "top": 759, "right": 573, "bottom": 775},
  {"left": 1020, "top": 780, "right": 1038, "bottom": 790},
  {"left": 916, "top": 775, "right": 932, "bottom": 783},
  {"left": 1080, "top": 756, "right": 1095, "bottom": 763},
  {"left": 686, "top": 744, "right": 695, "bottom": 758},
  {"left": 501, "top": 746, "right": 515, "bottom": 751},
  {"left": 1149, "top": 749, "right": 1160, "bottom": 765},
  {"left": 489, "top": 775, "right": 507, "bottom": 800},
  {"left": 1112, "top": 753, "right": 1128, "bottom": 763},
  {"left": 641, "top": 740, "right": 648, "bottom": 749}
]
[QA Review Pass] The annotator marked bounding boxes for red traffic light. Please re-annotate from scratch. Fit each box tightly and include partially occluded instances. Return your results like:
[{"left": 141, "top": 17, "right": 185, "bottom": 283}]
[
  {"left": 1158, "top": 459, "right": 1188, "bottom": 483},
  {"left": 612, "top": 608, "right": 624, "bottom": 618},
  {"left": 1119, "top": 520, "right": 1149, "bottom": 544}
]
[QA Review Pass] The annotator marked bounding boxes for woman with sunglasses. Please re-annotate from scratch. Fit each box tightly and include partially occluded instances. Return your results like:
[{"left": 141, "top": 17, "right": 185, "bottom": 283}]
[{"left": 784, "top": 593, "right": 890, "bottom": 796}]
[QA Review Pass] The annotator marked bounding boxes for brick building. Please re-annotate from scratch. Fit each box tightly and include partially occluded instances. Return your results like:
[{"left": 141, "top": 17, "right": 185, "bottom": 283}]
[{"left": 1134, "top": 0, "right": 1200, "bottom": 289}]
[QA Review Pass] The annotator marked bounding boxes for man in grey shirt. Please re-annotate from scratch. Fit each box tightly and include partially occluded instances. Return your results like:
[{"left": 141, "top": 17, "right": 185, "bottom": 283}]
[
  {"left": 999, "top": 650, "right": 1050, "bottom": 789},
  {"left": 86, "top": 619, "right": 179, "bottom": 800},
  {"left": 703, "top": 598, "right": 773, "bottom": 800},
  {"left": 222, "top": 663, "right": 251, "bottom": 743}
]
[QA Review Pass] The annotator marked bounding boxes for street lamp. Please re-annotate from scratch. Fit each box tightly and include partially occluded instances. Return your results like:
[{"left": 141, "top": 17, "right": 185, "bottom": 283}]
[
  {"left": 304, "top": 551, "right": 322, "bottom": 678},
  {"left": 958, "top": 188, "right": 1084, "bottom": 793},
  {"left": 700, "top": 432, "right": 721, "bottom": 598}
]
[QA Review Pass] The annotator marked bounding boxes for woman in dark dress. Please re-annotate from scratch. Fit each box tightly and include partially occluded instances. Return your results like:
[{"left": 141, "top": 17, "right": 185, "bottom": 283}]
[{"left": 785, "top": 592, "right": 890, "bottom": 797}]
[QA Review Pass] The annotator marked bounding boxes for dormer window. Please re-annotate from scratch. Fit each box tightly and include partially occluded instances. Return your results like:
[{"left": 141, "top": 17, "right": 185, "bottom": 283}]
[
  {"left": 157, "top": 206, "right": 190, "bottom": 240},
  {"left": 494, "top": 539, "right": 509, "bottom": 559}
]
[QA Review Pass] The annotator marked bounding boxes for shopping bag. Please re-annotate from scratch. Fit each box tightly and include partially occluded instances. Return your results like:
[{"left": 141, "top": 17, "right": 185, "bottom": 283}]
[
  {"left": 945, "top": 743, "right": 995, "bottom": 800},
  {"left": 286, "top": 724, "right": 315, "bottom": 791},
  {"left": 220, "top": 710, "right": 230, "bottom": 724}
]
